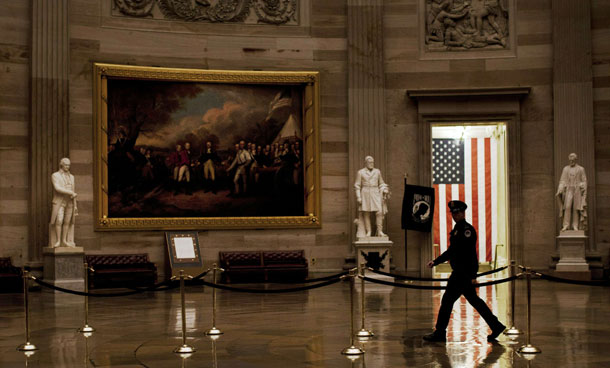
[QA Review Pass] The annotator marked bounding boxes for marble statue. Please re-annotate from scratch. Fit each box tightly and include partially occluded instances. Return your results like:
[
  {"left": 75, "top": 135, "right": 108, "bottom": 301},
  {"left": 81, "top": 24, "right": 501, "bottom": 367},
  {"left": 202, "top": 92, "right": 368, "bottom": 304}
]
[
  {"left": 354, "top": 156, "right": 390, "bottom": 238},
  {"left": 49, "top": 158, "right": 78, "bottom": 247},
  {"left": 556, "top": 153, "right": 587, "bottom": 232}
]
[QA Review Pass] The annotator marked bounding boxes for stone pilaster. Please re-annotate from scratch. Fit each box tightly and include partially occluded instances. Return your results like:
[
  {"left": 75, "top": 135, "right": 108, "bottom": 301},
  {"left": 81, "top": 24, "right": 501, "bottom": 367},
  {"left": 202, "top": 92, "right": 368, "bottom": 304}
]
[
  {"left": 347, "top": 0, "right": 387, "bottom": 250},
  {"left": 29, "top": 0, "right": 70, "bottom": 266},
  {"left": 552, "top": 0, "right": 596, "bottom": 252}
]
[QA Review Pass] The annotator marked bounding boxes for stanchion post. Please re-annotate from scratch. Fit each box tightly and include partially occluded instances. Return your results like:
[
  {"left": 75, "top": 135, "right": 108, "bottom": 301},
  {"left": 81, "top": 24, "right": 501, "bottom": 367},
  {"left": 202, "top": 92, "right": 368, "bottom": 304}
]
[
  {"left": 173, "top": 270, "right": 196, "bottom": 354},
  {"left": 78, "top": 263, "right": 95, "bottom": 333},
  {"left": 517, "top": 267, "right": 541, "bottom": 354},
  {"left": 504, "top": 260, "right": 523, "bottom": 336},
  {"left": 356, "top": 263, "right": 374, "bottom": 339},
  {"left": 341, "top": 268, "right": 364, "bottom": 356},
  {"left": 205, "top": 263, "right": 224, "bottom": 336},
  {"left": 17, "top": 269, "right": 37, "bottom": 352}
]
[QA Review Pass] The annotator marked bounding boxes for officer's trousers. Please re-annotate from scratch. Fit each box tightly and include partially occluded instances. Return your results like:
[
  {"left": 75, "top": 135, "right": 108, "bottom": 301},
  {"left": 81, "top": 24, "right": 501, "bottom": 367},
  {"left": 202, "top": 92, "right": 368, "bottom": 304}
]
[{"left": 435, "top": 274, "right": 502, "bottom": 332}]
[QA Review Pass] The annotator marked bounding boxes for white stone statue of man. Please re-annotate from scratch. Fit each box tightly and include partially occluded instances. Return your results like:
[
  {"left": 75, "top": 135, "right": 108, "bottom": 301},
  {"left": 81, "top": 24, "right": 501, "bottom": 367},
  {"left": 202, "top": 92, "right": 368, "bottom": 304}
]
[
  {"left": 354, "top": 156, "right": 390, "bottom": 238},
  {"left": 49, "top": 158, "right": 78, "bottom": 247},
  {"left": 556, "top": 153, "right": 587, "bottom": 232}
]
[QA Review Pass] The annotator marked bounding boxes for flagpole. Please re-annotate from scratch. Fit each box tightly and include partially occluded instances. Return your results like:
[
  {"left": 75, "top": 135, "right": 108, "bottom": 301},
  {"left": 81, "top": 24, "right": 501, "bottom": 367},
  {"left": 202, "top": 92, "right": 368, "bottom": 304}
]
[{"left": 404, "top": 173, "right": 408, "bottom": 271}]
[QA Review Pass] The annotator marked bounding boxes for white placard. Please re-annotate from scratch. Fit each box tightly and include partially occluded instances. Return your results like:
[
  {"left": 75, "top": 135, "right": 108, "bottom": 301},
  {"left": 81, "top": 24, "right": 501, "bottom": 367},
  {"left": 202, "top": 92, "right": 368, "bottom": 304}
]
[{"left": 174, "top": 237, "right": 196, "bottom": 259}]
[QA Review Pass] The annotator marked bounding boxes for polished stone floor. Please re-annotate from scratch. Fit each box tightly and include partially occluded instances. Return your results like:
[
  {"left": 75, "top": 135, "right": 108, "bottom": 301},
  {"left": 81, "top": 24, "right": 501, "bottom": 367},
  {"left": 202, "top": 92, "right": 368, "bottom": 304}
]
[{"left": 1, "top": 272, "right": 609, "bottom": 368}]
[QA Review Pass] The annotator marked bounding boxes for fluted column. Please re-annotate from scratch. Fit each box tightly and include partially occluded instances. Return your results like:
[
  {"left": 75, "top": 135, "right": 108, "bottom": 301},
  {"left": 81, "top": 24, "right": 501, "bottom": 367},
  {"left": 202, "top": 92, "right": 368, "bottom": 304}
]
[
  {"left": 347, "top": 0, "right": 386, "bottom": 249},
  {"left": 29, "top": 0, "right": 70, "bottom": 265},
  {"left": 552, "top": 0, "right": 596, "bottom": 252}
]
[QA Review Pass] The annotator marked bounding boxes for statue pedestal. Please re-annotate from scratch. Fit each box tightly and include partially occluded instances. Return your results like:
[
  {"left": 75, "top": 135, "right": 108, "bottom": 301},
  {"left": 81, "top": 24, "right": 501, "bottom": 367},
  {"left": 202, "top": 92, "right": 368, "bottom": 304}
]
[
  {"left": 43, "top": 247, "right": 85, "bottom": 292},
  {"left": 556, "top": 231, "right": 590, "bottom": 279},
  {"left": 354, "top": 237, "right": 393, "bottom": 291}
]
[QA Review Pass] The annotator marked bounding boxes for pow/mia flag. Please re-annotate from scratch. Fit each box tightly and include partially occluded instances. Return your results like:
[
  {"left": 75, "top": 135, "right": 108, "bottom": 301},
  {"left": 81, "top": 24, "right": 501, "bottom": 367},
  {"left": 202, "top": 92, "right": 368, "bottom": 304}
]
[{"left": 401, "top": 184, "right": 435, "bottom": 232}]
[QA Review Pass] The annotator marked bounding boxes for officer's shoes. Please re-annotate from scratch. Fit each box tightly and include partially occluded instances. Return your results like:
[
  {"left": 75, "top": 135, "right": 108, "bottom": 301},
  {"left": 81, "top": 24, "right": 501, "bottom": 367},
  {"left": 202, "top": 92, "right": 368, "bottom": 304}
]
[
  {"left": 423, "top": 331, "right": 446, "bottom": 342},
  {"left": 487, "top": 324, "right": 506, "bottom": 342}
]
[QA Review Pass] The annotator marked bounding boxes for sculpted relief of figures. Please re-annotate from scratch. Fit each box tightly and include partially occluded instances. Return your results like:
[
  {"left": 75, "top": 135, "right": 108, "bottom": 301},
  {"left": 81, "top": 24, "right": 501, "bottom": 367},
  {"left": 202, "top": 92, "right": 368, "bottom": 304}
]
[
  {"left": 113, "top": 0, "right": 298, "bottom": 25},
  {"left": 425, "top": 0, "right": 509, "bottom": 51}
]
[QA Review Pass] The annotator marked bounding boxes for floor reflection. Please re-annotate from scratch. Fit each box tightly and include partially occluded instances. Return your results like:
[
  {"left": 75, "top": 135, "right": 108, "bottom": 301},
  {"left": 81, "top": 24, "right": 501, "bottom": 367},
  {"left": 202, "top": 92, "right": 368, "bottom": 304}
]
[{"left": 1, "top": 276, "right": 609, "bottom": 367}]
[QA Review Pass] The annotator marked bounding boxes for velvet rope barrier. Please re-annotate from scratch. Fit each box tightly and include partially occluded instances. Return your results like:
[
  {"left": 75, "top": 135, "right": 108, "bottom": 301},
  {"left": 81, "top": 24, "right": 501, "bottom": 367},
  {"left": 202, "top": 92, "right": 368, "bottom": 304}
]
[
  {"left": 125, "top": 269, "right": 210, "bottom": 291},
  {"left": 198, "top": 277, "right": 343, "bottom": 293},
  {"left": 534, "top": 271, "right": 610, "bottom": 287},
  {"left": 263, "top": 271, "right": 349, "bottom": 284},
  {"left": 30, "top": 269, "right": 211, "bottom": 297},
  {"left": 31, "top": 278, "right": 145, "bottom": 297},
  {"left": 368, "top": 265, "right": 509, "bottom": 282},
  {"left": 360, "top": 274, "right": 521, "bottom": 290}
]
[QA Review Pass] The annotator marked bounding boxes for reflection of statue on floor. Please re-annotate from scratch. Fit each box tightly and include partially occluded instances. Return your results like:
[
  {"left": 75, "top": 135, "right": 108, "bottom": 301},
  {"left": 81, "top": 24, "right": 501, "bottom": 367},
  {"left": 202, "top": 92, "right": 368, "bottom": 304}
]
[
  {"left": 354, "top": 156, "right": 390, "bottom": 238},
  {"left": 556, "top": 153, "right": 587, "bottom": 232},
  {"left": 49, "top": 158, "right": 78, "bottom": 248}
]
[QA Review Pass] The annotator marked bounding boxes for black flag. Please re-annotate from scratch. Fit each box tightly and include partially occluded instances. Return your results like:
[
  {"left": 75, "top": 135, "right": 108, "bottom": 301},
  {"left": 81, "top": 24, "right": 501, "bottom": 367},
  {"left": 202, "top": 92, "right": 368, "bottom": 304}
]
[{"left": 401, "top": 184, "right": 435, "bottom": 232}]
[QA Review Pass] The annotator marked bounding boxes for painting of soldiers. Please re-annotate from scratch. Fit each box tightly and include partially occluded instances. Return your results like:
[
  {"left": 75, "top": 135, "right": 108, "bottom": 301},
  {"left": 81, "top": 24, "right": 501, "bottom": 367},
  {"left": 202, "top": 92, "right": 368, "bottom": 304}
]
[{"left": 105, "top": 79, "right": 306, "bottom": 218}]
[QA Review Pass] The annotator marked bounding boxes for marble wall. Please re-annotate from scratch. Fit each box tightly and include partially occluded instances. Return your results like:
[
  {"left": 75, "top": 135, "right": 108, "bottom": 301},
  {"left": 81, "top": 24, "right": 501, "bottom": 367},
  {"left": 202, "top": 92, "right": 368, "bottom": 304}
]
[
  {"left": 0, "top": 0, "right": 608, "bottom": 275},
  {"left": 0, "top": 1, "right": 30, "bottom": 267},
  {"left": 592, "top": 0, "right": 610, "bottom": 263},
  {"left": 67, "top": 0, "right": 349, "bottom": 277},
  {"left": 384, "top": 0, "right": 555, "bottom": 270}
]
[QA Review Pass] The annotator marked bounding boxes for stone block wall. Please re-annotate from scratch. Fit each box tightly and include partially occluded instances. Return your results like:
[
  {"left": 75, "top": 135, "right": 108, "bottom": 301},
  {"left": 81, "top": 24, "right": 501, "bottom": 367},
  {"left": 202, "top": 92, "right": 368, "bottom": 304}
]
[
  {"left": 592, "top": 0, "right": 610, "bottom": 265},
  {"left": 0, "top": 1, "right": 30, "bottom": 267},
  {"left": 0, "top": 0, "right": 608, "bottom": 275},
  {"left": 383, "top": 0, "right": 555, "bottom": 270},
  {"left": 67, "top": 0, "right": 349, "bottom": 277}
]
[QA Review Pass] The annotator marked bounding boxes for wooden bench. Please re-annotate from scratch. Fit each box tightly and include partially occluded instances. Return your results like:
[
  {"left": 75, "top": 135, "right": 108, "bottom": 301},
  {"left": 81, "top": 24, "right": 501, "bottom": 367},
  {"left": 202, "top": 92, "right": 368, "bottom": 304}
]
[
  {"left": 219, "top": 250, "right": 308, "bottom": 284},
  {"left": 85, "top": 254, "right": 157, "bottom": 289},
  {"left": 0, "top": 257, "right": 22, "bottom": 293}
]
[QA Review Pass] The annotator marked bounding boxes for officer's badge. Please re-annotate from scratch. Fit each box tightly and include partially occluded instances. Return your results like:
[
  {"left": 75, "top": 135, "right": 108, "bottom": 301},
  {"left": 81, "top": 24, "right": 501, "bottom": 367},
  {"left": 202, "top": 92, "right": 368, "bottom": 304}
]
[{"left": 465, "top": 229, "right": 472, "bottom": 238}]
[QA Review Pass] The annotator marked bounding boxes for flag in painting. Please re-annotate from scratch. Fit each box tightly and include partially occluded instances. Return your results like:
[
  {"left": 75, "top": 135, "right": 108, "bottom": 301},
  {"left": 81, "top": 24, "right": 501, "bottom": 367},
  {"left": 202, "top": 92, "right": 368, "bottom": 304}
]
[
  {"left": 268, "top": 90, "right": 292, "bottom": 115},
  {"left": 432, "top": 138, "right": 497, "bottom": 263}
]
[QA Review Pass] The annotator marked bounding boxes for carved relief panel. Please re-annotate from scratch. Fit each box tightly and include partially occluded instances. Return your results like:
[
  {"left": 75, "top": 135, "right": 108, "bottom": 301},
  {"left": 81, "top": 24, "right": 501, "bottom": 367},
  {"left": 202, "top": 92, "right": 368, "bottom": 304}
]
[
  {"left": 420, "top": 0, "right": 515, "bottom": 59},
  {"left": 113, "top": 0, "right": 299, "bottom": 25}
]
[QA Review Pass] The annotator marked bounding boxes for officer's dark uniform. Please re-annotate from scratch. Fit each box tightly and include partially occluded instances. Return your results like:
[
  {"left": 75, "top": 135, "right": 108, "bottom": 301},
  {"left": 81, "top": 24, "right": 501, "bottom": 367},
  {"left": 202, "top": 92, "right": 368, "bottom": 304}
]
[{"left": 425, "top": 200, "right": 505, "bottom": 342}]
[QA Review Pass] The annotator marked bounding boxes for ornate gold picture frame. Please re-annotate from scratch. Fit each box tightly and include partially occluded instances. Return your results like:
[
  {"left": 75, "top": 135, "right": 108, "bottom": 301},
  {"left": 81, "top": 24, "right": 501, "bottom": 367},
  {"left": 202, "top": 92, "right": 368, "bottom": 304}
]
[{"left": 93, "top": 63, "right": 320, "bottom": 230}]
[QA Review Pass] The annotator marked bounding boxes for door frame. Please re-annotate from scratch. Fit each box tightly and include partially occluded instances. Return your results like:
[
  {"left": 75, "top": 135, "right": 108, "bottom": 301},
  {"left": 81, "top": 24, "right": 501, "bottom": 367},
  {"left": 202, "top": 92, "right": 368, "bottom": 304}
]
[{"left": 407, "top": 87, "right": 530, "bottom": 277}]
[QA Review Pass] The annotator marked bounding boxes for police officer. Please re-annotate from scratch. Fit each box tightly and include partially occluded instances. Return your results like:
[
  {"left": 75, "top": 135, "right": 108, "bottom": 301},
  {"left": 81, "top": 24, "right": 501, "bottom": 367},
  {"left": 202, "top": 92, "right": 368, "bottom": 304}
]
[{"left": 423, "top": 200, "right": 506, "bottom": 342}]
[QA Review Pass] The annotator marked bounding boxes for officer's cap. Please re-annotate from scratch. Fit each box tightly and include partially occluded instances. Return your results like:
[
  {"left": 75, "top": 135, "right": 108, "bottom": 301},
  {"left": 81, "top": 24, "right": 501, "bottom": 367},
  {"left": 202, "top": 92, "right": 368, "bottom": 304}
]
[{"left": 448, "top": 200, "right": 467, "bottom": 213}]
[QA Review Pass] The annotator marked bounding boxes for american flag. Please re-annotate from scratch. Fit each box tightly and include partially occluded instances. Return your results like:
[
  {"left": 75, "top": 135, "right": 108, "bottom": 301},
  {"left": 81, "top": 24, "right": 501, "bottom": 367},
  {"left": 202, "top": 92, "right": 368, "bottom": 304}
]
[{"left": 432, "top": 137, "right": 497, "bottom": 263}]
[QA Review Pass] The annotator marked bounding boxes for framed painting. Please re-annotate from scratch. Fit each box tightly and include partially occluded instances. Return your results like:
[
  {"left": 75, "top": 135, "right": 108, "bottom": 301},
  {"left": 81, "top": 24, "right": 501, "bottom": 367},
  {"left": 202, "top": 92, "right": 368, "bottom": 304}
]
[{"left": 93, "top": 63, "right": 321, "bottom": 230}]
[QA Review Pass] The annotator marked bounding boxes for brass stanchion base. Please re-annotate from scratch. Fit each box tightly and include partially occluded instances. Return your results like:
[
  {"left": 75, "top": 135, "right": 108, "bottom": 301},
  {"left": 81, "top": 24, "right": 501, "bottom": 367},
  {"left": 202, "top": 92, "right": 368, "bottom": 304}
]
[
  {"left": 174, "top": 344, "right": 197, "bottom": 354},
  {"left": 504, "top": 326, "right": 523, "bottom": 336},
  {"left": 341, "top": 345, "right": 365, "bottom": 355},
  {"left": 504, "top": 334, "right": 520, "bottom": 345},
  {"left": 356, "top": 329, "right": 374, "bottom": 338},
  {"left": 178, "top": 352, "right": 193, "bottom": 360},
  {"left": 518, "top": 344, "right": 541, "bottom": 354},
  {"left": 205, "top": 327, "right": 223, "bottom": 336},
  {"left": 17, "top": 342, "right": 38, "bottom": 352},
  {"left": 78, "top": 324, "right": 95, "bottom": 333},
  {"left": 344, "top": 354, "right": 362, "bottom": 362}
]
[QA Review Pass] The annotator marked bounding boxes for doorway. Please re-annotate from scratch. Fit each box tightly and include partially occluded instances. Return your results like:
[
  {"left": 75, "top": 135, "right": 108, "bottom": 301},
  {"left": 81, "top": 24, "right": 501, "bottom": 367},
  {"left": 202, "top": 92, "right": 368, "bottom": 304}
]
[{"left": 431, "top": 123, "right": 509, "bottom": 272}]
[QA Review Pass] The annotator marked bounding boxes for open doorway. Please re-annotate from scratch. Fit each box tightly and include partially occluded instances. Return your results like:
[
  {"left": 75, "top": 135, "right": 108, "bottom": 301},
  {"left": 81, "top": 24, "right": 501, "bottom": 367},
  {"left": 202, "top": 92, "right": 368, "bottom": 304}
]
[{"left": 431, "top": 123, "right": 509, "bottom": 273}]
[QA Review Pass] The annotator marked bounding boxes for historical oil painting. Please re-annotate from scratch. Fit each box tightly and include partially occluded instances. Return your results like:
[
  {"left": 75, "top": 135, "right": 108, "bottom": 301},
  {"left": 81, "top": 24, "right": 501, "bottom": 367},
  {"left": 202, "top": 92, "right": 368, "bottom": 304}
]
[{"left": 94, "top": 64, "right": 320, "bottom": 230}]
